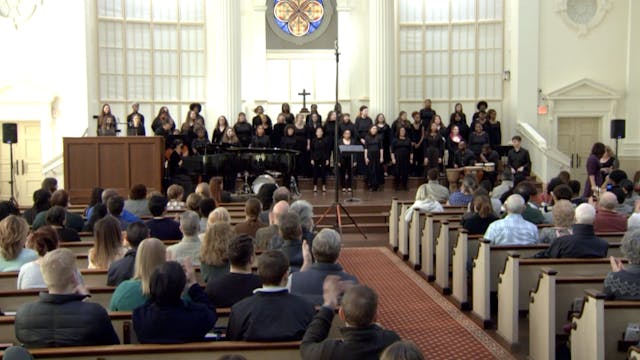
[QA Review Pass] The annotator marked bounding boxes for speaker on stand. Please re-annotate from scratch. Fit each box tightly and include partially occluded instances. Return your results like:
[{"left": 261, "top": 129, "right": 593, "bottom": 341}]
[
  {"left": 2, "top": 123, "right": 18, "bottom": 203},
  {"left": 610, "top": 119, "right": 625, "bottom": 169}
]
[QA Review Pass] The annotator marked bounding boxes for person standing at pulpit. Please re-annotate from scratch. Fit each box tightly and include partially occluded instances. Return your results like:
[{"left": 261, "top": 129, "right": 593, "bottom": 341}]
[
  {"left": 364, "top": 126, "right": 383, "bottom": 192},
  {"left": 391, "top": 127, "right": 412, "bottom": 191},
  {"left": 212, "top": 116, "right": 229, "bottom": 145},
  {"left": 98, "top": 114, "right": 117, "bottom": 136},
  {"left": 252, "top": 106, "right": 272, "bottom": 137},
  {"left": 446, "top": 125, "right": 463, "bottom": 168},
  {"left": 294, "top": 114, "right": 311, "bottom": 177},
  {"left": 453, "top": 141, "right": 476, "bottom": 168},
  {"left": 251, "top": 125, "right": 271, "bottom": 148},
  {"left": 234, "top": 112, "right": 253, "bottom": 147},
  {"left": 409, "top": 111, "right": 425, "bottom": 177},
  {"left": 338, "top": 129, "right": 357, "bottom": 193},
  {"left": 354, "top": 106, "right": 373, "bottom": 176},
  {"left": 127, "top": 114, "right": 145, "bottom": 136},
  {"left": 424, "top": 121, "right": 445, "bottom": 171},
  {"left": 311, "top": 127, "right": 330, "bottom": 193},
  {"left": 272, "top": 113, "right": 287, "bottom": 148},
  {"left": 281, "top": 103, "right": 295, "bottom": 124}
]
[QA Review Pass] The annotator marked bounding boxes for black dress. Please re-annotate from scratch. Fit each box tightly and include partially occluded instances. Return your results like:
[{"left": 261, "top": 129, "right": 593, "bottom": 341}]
[
  {"left": 251, "top": 135, "right": 271, "bottom": 148},
  {"left": 271, "top": 123, "right": 286, "bottom": 148},
  {"left": 390, "top": 119, "right": 410, "bottom": 140},
  {"left": 376, "top": 123, "right": 391, "bottom": 164},
  {"left": 338, "top": 137, "right": 356, "bottom": 190},
  {"left": 211, "top": 126, "right": 227, "bottom": 145},
  {"left": 280, "top": 135, "right": 298, "bottom": 189},
  {"left": 234, "top": 122, "right": 253, "bottom": 147},
  {"left": 354, "top": 117, "right": 372, "bottom": 175},
  {"left": 252, "top": 116, "right": 272, "bottom": 136},
  {"left": 446, "top": 135, "right": 463, "bottom": 167},
  {"left": 392, "top": 137, "right": 412, "bottom": 190},
  {"left": 294, "top": 126, "right": 310, "bottom": 177},
  {"left": 364, "top": 134, "right": 383, "bottom": 190},
  {"left": 310, "top": 137, "right": 330, "bottom": 187},
  {"left": 424, "top": 132, "right": 444, "bottom": 170},
  {"left": 487, "top": 121, "right": 502, "bottom": 147},
  {"left": 409, "top": 123, "right": 425, "bottom": 177},
  {"left": 323, "top": 120, "right": 337, "bottom": 167},
  {"left": 468, "top": 131, "right": 489, "bottom": 157}
]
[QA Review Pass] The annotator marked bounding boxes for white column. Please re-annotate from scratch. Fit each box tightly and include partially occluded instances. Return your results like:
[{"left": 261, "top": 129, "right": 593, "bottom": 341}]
[
  {"left": 623, "top": 0, "right": 640, "bottom": 159},
  {"left": 206, "top": 0, "right": 241, "bottom": 123},
  {"left": 337, "top": 0, "right": 353, "bottom": 112},
  {"left": 368, "top": 0, "right": 395, "bottom": 117}
]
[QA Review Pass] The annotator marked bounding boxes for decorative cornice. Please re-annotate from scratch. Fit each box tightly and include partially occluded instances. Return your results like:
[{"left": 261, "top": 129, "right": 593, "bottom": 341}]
[{"left": 554, "top": 0, "right": 613, "bottom": 36}]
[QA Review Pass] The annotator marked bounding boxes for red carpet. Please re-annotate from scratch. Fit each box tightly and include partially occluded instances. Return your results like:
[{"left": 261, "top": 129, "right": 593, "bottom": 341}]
[{"left": 339, "top": 247, "right": 514, "bottom": 360}]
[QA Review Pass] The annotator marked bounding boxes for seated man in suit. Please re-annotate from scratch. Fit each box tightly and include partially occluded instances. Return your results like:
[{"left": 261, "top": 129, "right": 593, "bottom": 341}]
[
  {"left": 300, "top": 279, "right": 401, "bottom": 360},
  {"left": 145, "top": 195, "right": 183, "bottom": 240},
  {"left": 289, "top": 229, "right": 358, "bottom": 305},
  {"left": 206, "top": 234, "right": 262, "bottom": 307},
  {"left": 15, "top": 248, "right": 119, "bottom": 347},
  {"left": 534, "top": 203, "right": 608, "bottom": 258},
  {"left": 234, "top": 198, "right": 267, "bottom": 238},
  {"left": 255, "top": 200, "right": 289, "bottom": 251},
  {"left": 107, "top": 221, "right": 150, "bottom": 286},
  {"left": 226, "top": 250, "right": 315, "bottom": 341}
]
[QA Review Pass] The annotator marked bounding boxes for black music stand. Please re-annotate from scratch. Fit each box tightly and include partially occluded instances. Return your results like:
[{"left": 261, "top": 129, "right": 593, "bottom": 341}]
[{"left": 315, "top": 40, "right": 367, "bottom": 239}]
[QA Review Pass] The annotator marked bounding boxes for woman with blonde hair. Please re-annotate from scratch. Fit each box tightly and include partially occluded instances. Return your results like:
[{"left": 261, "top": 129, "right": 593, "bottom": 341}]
[
  {"left": 208, "top": 207, "right": 231, "bottom": 226},
  {"left": 0, "top": 215, "right": 37, "bottom": 272},
  {"left": 200, "top": 222, "right": 234, "bottom": 282},
  {"left": 89, "top": 216, "right": 127, "bottom": 269},
  {"left": 109, "top": 238, "right": 166, "bottom": 311}
]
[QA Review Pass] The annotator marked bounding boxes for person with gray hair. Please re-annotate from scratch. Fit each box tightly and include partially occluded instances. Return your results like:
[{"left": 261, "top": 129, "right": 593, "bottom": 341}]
[
  {"left": 593, "top": 191, "right": 628, "bottom": 232},
  {"left": 491, "top": 169, "right": 514, "bottom": 200},
  {"left": 605, "top": 229, "right": 640, "bottom": 299},
  {"left": 289, "top": 200, "right": 315, "bottom": 243},
  {"left": 534, "top": 203, "right": 608, "bottom": 258},
  {"left": 288, "top": 229, "right": 358, "bottom": 305},
  {"left": 484, "top": 194, "right": 538, "bottom": 245},
  {"left": 166, "top": 210, "right": 202, "bottom": 265},
  {"left": 628, "top": 213, "right": 640, "bottom": 232},
  {"left": 85, "top": 188, "right": 140, "bottom": 225},
  {"left": 270, "top": 212, "right": 304, "bottom": 271}
]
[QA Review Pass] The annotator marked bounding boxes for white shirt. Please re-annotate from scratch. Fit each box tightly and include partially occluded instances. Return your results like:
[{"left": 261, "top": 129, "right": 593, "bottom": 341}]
[
  {"left": 17, "top": 261, "right": 46, "bottom": 289},
  {"left": 484, "top": 213, "right": 538, "bottom": 245}
]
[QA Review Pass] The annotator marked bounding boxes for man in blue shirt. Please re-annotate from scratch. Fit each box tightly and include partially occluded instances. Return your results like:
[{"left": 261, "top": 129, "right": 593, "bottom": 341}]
[{"left": 484, "top": 194, "right": 538, "bottom": 245}]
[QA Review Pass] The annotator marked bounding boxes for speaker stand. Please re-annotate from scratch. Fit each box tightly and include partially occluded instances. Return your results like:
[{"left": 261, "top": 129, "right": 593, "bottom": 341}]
[
  {"left": 7, "top": 142, "right": 16, "bottom": 203},
  {"left": 614, "top": 136, "right": 621, "bottom": 169}
]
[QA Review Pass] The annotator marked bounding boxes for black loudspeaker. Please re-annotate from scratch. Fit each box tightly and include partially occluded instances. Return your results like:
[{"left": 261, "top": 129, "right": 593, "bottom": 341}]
[
  {"left": 2, "top": 123, "right": 17, "bottom": 144},
  {"left": 610, "top": 119, "right": 626, "bottom": 139}
]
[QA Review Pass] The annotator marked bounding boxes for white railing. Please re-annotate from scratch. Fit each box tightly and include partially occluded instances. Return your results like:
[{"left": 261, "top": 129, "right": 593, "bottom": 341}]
[
  {"left": 42, "top": 153, "right": 63, "bottom": 177},
  {"left": 517, "top": 122, "right": 570, "bottom": 182}
]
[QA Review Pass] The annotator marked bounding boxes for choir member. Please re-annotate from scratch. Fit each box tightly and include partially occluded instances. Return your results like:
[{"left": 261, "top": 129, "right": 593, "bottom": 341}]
[
  {"left": 310, "top": 127, "right": 330, "bottom": 192},
  {"left": 354, "top": 106, "right": 373, "bottom": 175},
  {"left": 294, "top": 114, "right": 311, "bottom": 177},
  {"left": 480, "top": 144, "right": 500, "bottom": 185},
  {"left": 449, "top": 103, "right": 467, "bottom": 128},
  {"left": 468, "top": 122, "right": 489, "bottom": 158},
  {"left": 409, "top": 111, "right": 425, "bottom": 177},
  {"left": 338, "top": 129, "right": 356, "bottom": 193},
  {"left": 472, "top": 100, "right": 488, "bottom": 123},
  {"left": 448, "top": 109, "right": 469, "bottom": 142},
  {"left": 190, "top": 103, "right": 206, "bottom": 125},
  {"left": 271, "top": 113, "right": 286, "bottom": 148},
  {"left": 307, "top": 112, "right": 322, "bottom": 133},
  {"left": 453, "top": 141, "right": 476, "bottom": 168},
  {"left": 181, "top": 110, "right": 197, "bottom": 147},
  {"left": 222, "top": 128, "right": 240, "bottom": 146},
  {"left": 154, "top": 118, "right": 174, "bottom": 137},
  {"left": 432, "top": 114, "right": 447, "bottom": 139},
  {"left": 375, "top": 113, "right": 391, "bottom": 176},
  {"left": 251, "top": 125, "right": 271, "bottom": 148},
  {"left": 281, "top": 103, "right": 295, "bottom": 124},
  {"left": 127, "top": 113, "right": 145, "bottom": 136},
  {"left": 487, "top": 109, "right": 502, "bottom": 147},
  {"left": 280, "top": 125, "right": 298, "bottom": 189},
  {"left": 152, "top": 107, "right": 175, "bottom": 134},
  {"left": 446, "top": 125, "right": 463, "bottom": 167},
  {"left": 391, "top": 126, "right": 412, "bottom": 191},
  {"left": 323, "top": 110, "right": 338, "bottom": 174},
  {"left": 98, "top": 114, "right": 117, "bottom": 136},
  {"left": 191, "top": 125, "right": 210, "bottom": 155},
  {"left": 305, "top": 104, "right": 322, "bottom": 126},
  {"left": 470, "top": 110, "right": 489, "bottom": 135},
  {"left": 419, "top": 99, "right": 437, "bottom": 128},
  {"left": 97, "top": 103, "right": 118, "bottom": 136},
  {"left": 234, "top": 112, "right": 253, "bottom": 147},
  {"left": 364, "top": 125, "right": 383, "bottom": 192},
  {"left": 221, "top": 128, "right": 241, "bottom": 192},
  {"left": 212, "top": 116, "right": 229, "bottom": 145},
  {"left": 507, "top": 135, "right": 531, "bottom": 177},
  {"left": 391, "top": 111, "right": 410, "bottom": 140},
  {"left": 338, "top": 113, "right": 356, "bottom": 139},
  {"left": 424, "top": 121, "right": 444, "bottom": 171},
  {"left": 252, "top": 106, "right": 272, "bottom": 136},
  {"left": 126, "top": 103, "right": 144, "bottom": 131}
]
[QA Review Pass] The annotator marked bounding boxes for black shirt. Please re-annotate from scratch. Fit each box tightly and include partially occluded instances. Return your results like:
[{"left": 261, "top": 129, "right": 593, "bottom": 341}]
[
  {"left": 419, "top": 108, "right": 436, "bottom": 128},
  {"left": 311, "top": 137, "right": 330, "bottom": 162},
  {"left": 454, "top": 149, "right": 477, "bottom": 167},
  {"left": 234, "top": 122, "right": 253, "bottom": 147},
  {"left": 354, "top": 117, "right": 373, "bottom": 140},
  {"left": 205, "top": 272, "right": 262, "bottom": 308},
  {"left": 507, "top": 147, "right": 531, "bottom": 172},
  {"left": 338, "top": 121, "right": 357, "bottom": 139},
  {"left": 107, "top": 249, "right": 136, "bottom": 286},
  {"left": 251, "top": 135, "right": 271, "bottom": 148},
  {"left": 145, "top": 218, "right": 182, "bottom": 240}
]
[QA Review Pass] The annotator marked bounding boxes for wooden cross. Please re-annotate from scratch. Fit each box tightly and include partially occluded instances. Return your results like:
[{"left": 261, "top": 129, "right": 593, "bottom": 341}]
[{"left": 298, "top": 88, "right": 311, "bottom": 113}]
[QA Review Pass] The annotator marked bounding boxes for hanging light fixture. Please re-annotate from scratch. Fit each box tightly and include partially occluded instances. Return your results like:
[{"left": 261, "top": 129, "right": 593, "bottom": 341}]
[{"left": 0, "top": 0, "right": 44, "bottom": 29}]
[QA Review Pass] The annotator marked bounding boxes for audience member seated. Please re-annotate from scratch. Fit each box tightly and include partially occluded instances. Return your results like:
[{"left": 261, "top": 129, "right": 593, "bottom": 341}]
[
  {"left": 461, "top": 195, "right": 498, "bottom": 235},
  {"left": 594, "top": 191, "right": 628, "bottom": 233},
  {"left": 86, "top": 188, "right": 138, "bottom": 224},
  {"left": 484, "top": 195, "right": 538, "bottom": 245},
  {"left": 186, "top": 193, "right": 203, "bottom": 213},
  {"left": 541, "top": 184, "right": 574, "bottom": 223},
  {"left": 145, "top": 195, "right": 183, "bottom": 240},
  {"left": 45, "top": 206, "right": 80, "bottom": 242},
  {"left": 200, "top": 222, "right": 234, "bottom": 282},
  {"left": 167, "top": 184, "right": 186, "bottom": 211},
  {"left": 18, "top": 226, "right": 60, "bottom": 289},
  {"left": 22, "top": 189, "right": 51, "bottom": 225},
  {"left": 380, "top": 341, "right": 425, "bottom": 360},
  {"left": 167, "top": 210, "right": 202, "bottom": 266},
  {"left": 1, "top": 346, "right": 34, "bottom": 360},
  {"left": 629, "top": 212, "right": 640, "bottom": 231},
  {"left": 415, "top": 168, "right": 449, "bottom": 203},
  {"left": 491, "top": 170, "right": 513, "bottom": 200},
  {"left": 235, "top": 198, "right": 267, "bottom": 238},
  {"left": 133, "top": 261, "right": 217, "bottom": 343},
  {"left": 0, "top": 200, "right": 20, "bottom": 222},
  {"left": 475, "top": 185, "right": 502, "bottom": 216},
  {"left": 568, "top": 179, "right": 584, "bottom": 205},
  {"left": 89, "top": 216, "right": 127, "bottom": 269},
  {"left": 84, "top": 187, "right": 104, "bottom": 218},
  {"left": 534, "top": 203, "right": 607, "bottom": 258},
  {"left": 0, "top": 216, "right": 37, "bottom": 272},
  {"left": 289, "top": 200, "right": 316, "bottom": 244},
  {"left": 447, "top": 175, "right": 477, "bottom": 207},
  {"left": 270, "top": 212, "right": 304, "bottom": 271},
  {"left": 227, "top": 250, "right": 315, "bottom": 341},
  {"left": 513, "top": 181, "right": 547, "bottom": 225},
  {"left": 124, "top": 184, "right": 151, "bottom": 218},
  {"left": 31, "top": 190, "right": 84, "bottom": 232},
  {"left": 109, "top": 238, "right": 166, "bottom": 311},
  {"left": 300, "top": 279, "right": 401, "bottom": 360},
  {"left": 107, "top": 222, "right": 150, "bottom": 286},
  {"left": 611, "top": 186, "right": 633, "bottom": 215},
  {"left": 255, "top": 200, "right": 289, "bottom": 251},
  {"left": 289, "top": 229, "right": 358, "bottom": 305},
  {"left": 206, "top": 234, "right": 262, "bottom": 307},
  {"left": 15, "top": 248, "right": 119, "bottom": 347},
  {"left": 605, "top": 229, "right": 640, "bottom": 300},
  {"left": 195, "top": 182, "right": 212, "bottom": 199},
  {"left": 256, "top": 183, "right": 278, "bottom": 224},
  {"left": 83, "top": 203, "right": 107, "bottom": 233},
  {"left": 538, "top": 200, "right": 574, "bottom": 244},
  {"left": 41, "top": 177, "right": 58, "bottom": 194},
  {"left": 199, "top": 198, "right": 216, "bottom": 233},
  {"left": 108, "top": 196, "right": 138, "bottom": 231}
]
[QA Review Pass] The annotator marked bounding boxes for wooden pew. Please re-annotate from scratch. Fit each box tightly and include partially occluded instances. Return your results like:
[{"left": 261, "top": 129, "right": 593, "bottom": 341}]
[
  {"left": 451, "top": 230, "right": 482, "bottom": 310},
  {"left": 496, "top": 254, "right": 622, "bottom": 347},
  {"left": 629, "top": 345, "right": 640, "bottom": 360},
  {"left": 570, "top": 290, "right": 640, "bottom": 360},
  {"left": 388, "top": 198, "right": 401, "bottom": 251},
  {"left": 434, "top": 221, "right": 463, "bottom": 295},
  {"left": 396, "top": 201, "right": 413, "bottom": 259},
  {"left": 528, "top": 268, "right": 605, "bottom": 360},
  {"left": 0, "top": 341, "right": 301, "bottom": 360},
  {"left": 60, "top": 240, "right": 180, "bottom": 255},
  {"left": 0, "top": 287, "right": 115, "bottom": 312},
  {"left": 411, "top": 211, "right": 464, "bottom": 279}
]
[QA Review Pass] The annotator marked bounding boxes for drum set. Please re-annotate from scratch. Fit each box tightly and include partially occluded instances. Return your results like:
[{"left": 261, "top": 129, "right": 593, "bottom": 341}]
[{"left": 445, "top": 163, "right": 495, "bottom": 191}]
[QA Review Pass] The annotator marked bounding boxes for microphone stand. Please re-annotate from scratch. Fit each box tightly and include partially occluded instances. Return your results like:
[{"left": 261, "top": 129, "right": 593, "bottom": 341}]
[{"left": 315, "top": 40, "right": 367, "bottom": 239}]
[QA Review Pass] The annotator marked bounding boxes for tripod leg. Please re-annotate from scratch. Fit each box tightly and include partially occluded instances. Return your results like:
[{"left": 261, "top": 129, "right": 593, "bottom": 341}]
[
  {"left": 338, "top": 203, "right": 368, "bottom": 239},
  {"left": 316, "top": 203, "right": 337, "bottom": 226},
  {"left": 336, "top": 204, "right": 342, "bottom": 234}
]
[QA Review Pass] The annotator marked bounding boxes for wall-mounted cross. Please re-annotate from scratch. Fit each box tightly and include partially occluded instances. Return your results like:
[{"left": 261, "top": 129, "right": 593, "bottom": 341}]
[{"left": 298, "top": 88, "right": 311, "bottom": 113}]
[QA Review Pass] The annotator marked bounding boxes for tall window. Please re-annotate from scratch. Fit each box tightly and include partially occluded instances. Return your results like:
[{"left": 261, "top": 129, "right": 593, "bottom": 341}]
[
  {"left": 97, "top": 0, "right": 206, "bottom": 128},
  {"left": 398, "top": 0, "right": 503, "bottom": 115}
]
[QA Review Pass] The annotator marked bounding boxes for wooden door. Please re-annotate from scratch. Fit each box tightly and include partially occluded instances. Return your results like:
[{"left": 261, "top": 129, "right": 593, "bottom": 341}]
[
  {"left": 557, "top": 117, "right": 600, "bottom": 181},
  {"left": 0, "top": 122, "right": 42, "bottom": 205}
]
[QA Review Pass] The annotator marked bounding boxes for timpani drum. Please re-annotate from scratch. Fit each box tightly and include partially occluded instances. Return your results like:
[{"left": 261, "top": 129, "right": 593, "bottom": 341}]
[{"left": 482, "top": 162, "right": 495, "bottom": 173}]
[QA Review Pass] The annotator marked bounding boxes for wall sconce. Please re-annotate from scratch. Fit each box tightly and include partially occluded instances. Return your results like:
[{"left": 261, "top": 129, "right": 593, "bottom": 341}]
[{"left": 503, "top": 70, "right": 511, "bottom": 81}]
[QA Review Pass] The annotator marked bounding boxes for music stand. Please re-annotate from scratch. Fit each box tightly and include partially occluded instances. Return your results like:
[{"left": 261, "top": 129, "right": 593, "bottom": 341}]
[{"left": 315, "top": 40, "right": 367, "bottom": 239}]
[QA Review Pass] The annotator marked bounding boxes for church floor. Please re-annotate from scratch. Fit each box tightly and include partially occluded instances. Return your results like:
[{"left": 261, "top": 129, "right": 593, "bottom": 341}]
[{"left": 339, "top": 247, "right": 516, "bottom": 360}]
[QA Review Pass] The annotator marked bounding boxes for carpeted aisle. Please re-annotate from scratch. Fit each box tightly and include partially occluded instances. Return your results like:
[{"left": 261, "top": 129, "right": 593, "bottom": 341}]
[{"left": 339, "top": 247, "right": 514, "bottom": 360}]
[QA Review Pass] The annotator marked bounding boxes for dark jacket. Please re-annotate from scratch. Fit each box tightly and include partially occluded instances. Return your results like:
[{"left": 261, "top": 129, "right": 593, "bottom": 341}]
[
  {"left": 461, "top": 213, "right": 498, "bottom": 235},
  {"left": 227, "top": 289, "right": 315, "bottom": 341},
  {"left": 533, "top": 224, "right": 608, "bottom": 258},
  {"left": 145, "top": 218, "right": 183, "bottom": 241},
  {"left": 133, "top": 284, "right": 217, "bottom": 344},
  {"left": 300, "top": 306, "right": 401, "bottom": 360},
  {"left": 15, "top": 293, "right": 119, "bottom": 348},
  {"left": 290, "top": 263, "right": 359, "bottom": 306},
  {"left": 107, "top": 249, "right": 136, "bottom": 286}
]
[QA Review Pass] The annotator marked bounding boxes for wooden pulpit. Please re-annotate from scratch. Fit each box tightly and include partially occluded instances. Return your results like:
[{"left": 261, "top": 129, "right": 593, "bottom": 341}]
[{"left": 63, "top": 137, "right": 164, "bottom": 204}]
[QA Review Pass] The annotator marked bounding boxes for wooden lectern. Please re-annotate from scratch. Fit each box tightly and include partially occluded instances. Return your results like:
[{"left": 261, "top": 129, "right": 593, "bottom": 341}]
[{"left": 63, "top": 137, "right": 164, "bottom": 204}]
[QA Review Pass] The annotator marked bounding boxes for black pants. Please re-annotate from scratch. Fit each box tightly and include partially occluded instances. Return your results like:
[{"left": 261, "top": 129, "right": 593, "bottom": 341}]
[
  {"left": 367, "top": 153, "right": 382, "bottom": 190},
  {"left": 395, "top": 152, "right": 410, "bottom": 189},
  {"left": 340, "top": 162, "right": 352, "bottom": 189},
  {"left": 412, "top": 147, "right": 424, "bottom": 177},
  {"left": 312, "top": 161, "right": 327, "bottom": 186}
]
